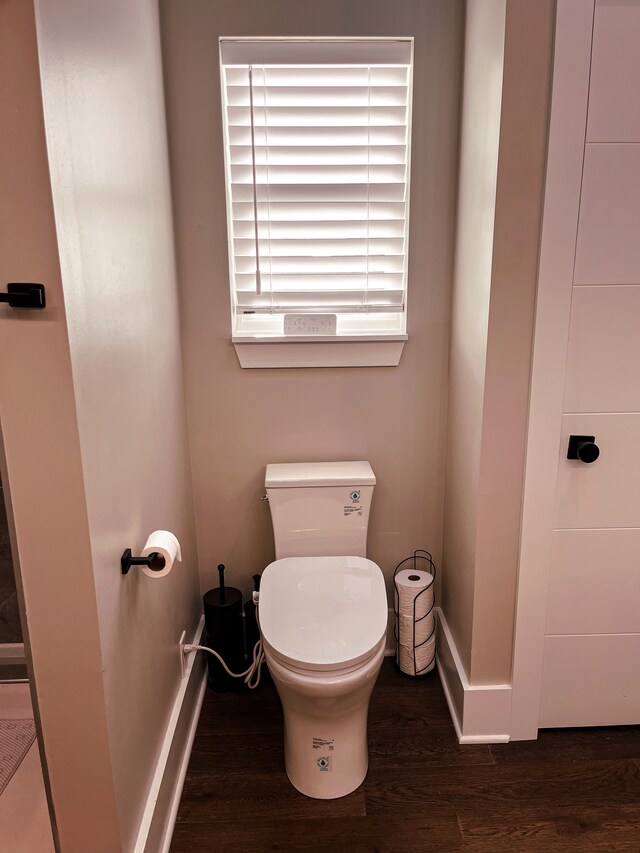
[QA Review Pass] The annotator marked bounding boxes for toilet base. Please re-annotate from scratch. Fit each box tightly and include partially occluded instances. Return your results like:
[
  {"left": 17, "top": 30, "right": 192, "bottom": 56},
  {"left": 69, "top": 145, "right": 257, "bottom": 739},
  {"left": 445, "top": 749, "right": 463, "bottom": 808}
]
[{"left": 266, "top": 640, "right": 385, "bottom": 799}]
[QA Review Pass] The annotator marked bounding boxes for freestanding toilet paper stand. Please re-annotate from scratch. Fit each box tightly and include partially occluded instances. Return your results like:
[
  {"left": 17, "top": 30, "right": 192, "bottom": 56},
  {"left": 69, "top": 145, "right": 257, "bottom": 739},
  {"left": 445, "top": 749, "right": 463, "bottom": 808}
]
[{"left": 393, "top": 549, "right": 437, "bottom": 676}]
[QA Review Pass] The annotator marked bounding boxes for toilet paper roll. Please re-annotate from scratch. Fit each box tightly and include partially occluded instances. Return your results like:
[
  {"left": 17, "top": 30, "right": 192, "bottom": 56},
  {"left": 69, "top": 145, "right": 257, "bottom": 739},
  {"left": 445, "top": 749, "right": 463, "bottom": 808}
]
[
  {"left": 141, "top": 530, "right": 182, "bottom": 578},
  {"left": 399, "top": 611, "right": 435, "bottom": 646},
  {"left": 397, "top": 634, "right": 436, "bottom": 676},
  {"left": 394, "top": 569, "right": 434, "bottom": 621}
]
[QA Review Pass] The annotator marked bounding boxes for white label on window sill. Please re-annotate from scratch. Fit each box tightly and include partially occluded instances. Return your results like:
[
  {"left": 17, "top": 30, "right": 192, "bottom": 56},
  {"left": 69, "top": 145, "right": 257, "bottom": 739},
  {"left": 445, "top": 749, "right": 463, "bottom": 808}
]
[{"left": 284, "top": 314, "right": 337, "bottom": 336}]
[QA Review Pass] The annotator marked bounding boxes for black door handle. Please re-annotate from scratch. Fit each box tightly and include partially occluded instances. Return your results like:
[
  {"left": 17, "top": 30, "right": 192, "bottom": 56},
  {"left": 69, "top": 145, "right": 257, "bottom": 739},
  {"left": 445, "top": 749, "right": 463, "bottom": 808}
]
[
  {"left": 567, "top": 435, "right": 600, "bottom": 464},
  {"left": 0, "top": 283, "right": 46, "bottom": 309}
]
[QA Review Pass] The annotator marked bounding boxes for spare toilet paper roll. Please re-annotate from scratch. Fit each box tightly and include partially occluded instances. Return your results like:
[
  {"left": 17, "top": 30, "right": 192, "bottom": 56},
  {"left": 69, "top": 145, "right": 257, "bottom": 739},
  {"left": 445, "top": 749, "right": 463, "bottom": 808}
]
[
  {"left": 399, "top": 611, "right": 435, "bottom": 646},
  {"left": 141, "top": 530, "right": 182, "bottom": 579},
  {"left": 395, "top": 569, "right": 434, "bottom": 620},
  {"left": 397, "top": 633, "right": 436, "bottom": 676}
]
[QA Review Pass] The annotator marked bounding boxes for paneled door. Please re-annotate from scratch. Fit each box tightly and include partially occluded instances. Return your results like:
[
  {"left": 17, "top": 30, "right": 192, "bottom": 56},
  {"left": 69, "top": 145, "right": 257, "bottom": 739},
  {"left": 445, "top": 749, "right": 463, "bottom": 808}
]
[
  {"left": 511, "top": 0, "right": 640, "bottom": 737},
  {"left": 538, "top": 0, "right": 640, "bottom": 727}
]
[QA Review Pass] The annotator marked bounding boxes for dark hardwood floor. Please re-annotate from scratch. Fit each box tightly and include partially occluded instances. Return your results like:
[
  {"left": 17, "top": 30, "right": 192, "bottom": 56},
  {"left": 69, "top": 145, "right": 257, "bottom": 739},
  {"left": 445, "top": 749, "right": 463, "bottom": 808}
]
[{"left": 171, "top": 660, "right": 640, "bottom": 852}]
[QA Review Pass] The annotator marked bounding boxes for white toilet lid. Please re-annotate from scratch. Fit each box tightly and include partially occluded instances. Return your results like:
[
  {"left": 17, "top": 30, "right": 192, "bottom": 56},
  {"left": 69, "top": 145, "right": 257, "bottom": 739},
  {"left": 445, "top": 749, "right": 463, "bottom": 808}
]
[{"left": 259, "top": 556, "right": 388, "bottom": 671}]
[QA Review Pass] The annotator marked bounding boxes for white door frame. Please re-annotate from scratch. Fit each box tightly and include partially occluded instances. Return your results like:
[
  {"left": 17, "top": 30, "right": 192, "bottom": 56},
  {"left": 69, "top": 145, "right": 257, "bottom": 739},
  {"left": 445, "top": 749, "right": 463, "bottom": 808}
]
[{"left": 510, "top": 0, "right": 595, "bottom": 741}]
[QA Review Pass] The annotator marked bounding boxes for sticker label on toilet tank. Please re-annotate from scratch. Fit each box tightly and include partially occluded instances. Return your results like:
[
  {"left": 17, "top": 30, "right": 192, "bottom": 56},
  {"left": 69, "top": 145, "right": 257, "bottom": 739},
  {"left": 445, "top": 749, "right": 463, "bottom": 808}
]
[
  {"left": 317, "top": 756, "right": 332, "bottom": 772},
  {"left": 344, "top": 490, "right": 363, "bottom": 518},
  {"left": 344, "top": 504, "right": 363, "bottom": 517},
  {"left": 313, "top": 737, "right": 334, "bottom": 751}
]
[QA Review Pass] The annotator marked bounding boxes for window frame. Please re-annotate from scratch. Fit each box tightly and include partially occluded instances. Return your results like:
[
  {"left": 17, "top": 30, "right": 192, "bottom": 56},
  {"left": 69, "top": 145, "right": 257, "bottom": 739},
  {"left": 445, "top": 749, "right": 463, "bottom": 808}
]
[{"left": 219, "top": 37, "right": 413, "bottom": 368}]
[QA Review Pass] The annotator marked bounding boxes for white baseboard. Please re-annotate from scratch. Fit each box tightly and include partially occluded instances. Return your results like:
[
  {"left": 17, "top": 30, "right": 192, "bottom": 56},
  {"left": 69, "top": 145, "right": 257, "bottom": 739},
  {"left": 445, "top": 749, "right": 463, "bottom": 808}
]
[
  {"left": 134, "top": 616, "right": 208, "bottom": 853},
  {"left": 436, "top": 608, "right": 511, "bottom": 744}
]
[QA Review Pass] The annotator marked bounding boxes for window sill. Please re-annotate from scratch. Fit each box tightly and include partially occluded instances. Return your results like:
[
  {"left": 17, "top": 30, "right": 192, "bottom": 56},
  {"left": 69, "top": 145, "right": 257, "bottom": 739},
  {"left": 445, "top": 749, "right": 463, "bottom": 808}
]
[{"left": 232, "top": 335, "right": 407, "bottom": 368}]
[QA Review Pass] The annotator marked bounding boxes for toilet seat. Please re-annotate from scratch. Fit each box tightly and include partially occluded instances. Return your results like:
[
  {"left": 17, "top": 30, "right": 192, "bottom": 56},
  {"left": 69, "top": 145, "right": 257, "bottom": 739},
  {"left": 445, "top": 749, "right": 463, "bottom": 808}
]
[
  {"left": 259, "top": 555, "right": 388, "bottom": 673},
  {"left": 263, "top": 635, "right": 385, "bottom": 679}
]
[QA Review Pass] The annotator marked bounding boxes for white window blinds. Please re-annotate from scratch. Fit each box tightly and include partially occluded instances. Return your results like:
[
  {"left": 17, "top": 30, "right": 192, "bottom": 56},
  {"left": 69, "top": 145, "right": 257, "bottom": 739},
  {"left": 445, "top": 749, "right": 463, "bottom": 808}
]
[{"left": 220, "top": 38, "right": 413, "bottom": 337}]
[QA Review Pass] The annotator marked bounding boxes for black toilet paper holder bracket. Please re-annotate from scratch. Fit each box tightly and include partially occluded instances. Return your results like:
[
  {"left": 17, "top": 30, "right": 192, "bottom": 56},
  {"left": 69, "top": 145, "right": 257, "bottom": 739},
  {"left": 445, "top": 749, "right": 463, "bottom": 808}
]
[{"left": 121, "top": 549, "right": 166, "bottom": 575}]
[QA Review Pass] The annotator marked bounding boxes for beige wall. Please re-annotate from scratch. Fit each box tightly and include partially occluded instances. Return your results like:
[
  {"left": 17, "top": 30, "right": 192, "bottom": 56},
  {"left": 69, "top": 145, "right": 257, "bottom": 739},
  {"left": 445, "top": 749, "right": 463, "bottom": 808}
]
[
  {"left": 441, "top": 0, "right": 507, "bottom": 680},
  {"left": 0, "top": 2, "right": 120, "bottom": 849},
  {"left": 442, "top": 0, "right": 555, "bottom": 685},
  {"left": 2, "top": 1, "right": 201, "bottom": 850},
  {"left": 160, "top": 0, "right": 464, "bottom": 598}
]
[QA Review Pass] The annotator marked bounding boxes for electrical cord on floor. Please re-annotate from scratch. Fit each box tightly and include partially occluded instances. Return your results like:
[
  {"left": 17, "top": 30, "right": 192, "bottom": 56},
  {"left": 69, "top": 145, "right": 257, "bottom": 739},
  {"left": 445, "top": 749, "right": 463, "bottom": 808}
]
[
  {"left": 183, "top": 596, "right": 266, "bottom": 689},
  {"left": 184, "top": 639, "right": 266, "bottom": 689}
]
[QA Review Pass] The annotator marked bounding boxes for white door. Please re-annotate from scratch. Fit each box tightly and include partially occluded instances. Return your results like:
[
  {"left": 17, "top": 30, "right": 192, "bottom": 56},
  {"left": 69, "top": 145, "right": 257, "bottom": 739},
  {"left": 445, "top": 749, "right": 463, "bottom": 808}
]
[
  {"left": 538, "top": 0, "right": 640, "bottom": 727},
  {"left": 511, "top": 0, "right": 640, "bottom": 737}
]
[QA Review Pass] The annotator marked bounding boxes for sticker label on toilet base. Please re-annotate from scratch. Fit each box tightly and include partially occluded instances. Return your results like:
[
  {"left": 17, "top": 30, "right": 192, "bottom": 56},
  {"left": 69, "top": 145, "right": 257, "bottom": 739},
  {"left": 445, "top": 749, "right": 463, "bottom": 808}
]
[{"left": 312, "top": 737, "right": 334, "bottom": 751}]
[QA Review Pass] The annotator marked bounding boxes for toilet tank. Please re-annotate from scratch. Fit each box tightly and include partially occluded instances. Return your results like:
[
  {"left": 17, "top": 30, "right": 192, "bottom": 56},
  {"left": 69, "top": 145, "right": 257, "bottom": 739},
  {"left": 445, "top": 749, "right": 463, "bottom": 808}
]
[{"left": 265, "top": 461, "right": 376, "bottom": 559}]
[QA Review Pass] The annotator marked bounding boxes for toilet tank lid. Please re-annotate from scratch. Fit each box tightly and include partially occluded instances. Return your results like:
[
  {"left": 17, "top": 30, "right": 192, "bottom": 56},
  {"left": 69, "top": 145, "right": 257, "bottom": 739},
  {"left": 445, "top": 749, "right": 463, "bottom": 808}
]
[{"left": 265, "top": 461, "right": 375, "bottom": 488}]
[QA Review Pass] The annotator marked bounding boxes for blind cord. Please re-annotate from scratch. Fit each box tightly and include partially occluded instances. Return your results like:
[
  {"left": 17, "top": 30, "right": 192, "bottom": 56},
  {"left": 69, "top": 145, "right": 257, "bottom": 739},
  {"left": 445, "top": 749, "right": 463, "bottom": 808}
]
[
  {"left": 262, "top": 66, "right": 276, "bottom": 312},
  {"left": 248, "top": 65, "right": 262, "bottom": 296},
  {"left": 363, "top": 65, "right": 371, "bottom": 312}
]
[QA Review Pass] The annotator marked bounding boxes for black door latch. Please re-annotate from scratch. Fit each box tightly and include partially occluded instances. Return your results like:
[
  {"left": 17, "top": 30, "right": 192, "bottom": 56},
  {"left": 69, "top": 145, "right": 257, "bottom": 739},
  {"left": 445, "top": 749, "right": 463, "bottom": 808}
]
[
  {"left": 567, "top": 434, "right": 600, "bottom": 464},
  {"left": 0, "top": 283, "right": 46, "bottom": 309}
]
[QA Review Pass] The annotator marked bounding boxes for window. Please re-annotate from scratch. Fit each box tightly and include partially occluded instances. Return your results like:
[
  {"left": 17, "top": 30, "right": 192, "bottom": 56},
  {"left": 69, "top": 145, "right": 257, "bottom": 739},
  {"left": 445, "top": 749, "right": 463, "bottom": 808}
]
[{"left": 220, "top": 38, "right": 413, "bottom": 367}]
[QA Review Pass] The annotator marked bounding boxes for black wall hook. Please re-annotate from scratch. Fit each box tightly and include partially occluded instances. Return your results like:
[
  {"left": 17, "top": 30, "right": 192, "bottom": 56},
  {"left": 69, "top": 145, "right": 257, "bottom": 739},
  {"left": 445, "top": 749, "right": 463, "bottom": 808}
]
[
  {"left": 0, "top": 283, "right": 46, "bottom": 309},
  {"left": 121, "top": 549, "right": 166, "bottom": 575}
]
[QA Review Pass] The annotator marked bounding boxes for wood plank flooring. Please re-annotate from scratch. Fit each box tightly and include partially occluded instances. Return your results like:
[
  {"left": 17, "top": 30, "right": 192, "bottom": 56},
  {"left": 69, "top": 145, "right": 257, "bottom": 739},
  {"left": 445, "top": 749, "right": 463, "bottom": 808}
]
[{"left": 171, "top": 660, "right": 640, "bottom": 852}]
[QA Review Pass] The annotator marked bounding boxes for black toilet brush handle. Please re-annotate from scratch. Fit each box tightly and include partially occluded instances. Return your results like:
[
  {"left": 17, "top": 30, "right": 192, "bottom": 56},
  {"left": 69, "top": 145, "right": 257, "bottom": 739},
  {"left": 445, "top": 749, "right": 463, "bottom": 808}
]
[{"left": 218, "top": 564, "right": 226, "bottom": 605}]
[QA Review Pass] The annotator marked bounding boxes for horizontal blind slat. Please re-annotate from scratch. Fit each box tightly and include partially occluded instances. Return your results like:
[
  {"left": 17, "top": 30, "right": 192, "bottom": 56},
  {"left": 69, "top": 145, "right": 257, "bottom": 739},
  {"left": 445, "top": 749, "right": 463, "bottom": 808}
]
[
  {"left": 230, "top": 183, "right": 406, "bottom": 202},
  {"left": 230, "top": 165, "right": 406, "bottom": 184},
  {"left": 235, "top": 257, "right": 405, "bottom": 274},
  {"left": 225, "top": 66, "right": 409, "bottom": 86},
  {"left": 228, "top": 126, "right": 407, "bottom": 145},
  {"left": 229, "top": 145, "right": 407, "bottom": 166},
  {"left": 233, "top": 238, "right": 405, "bottom": 256},
  {"left": 226, "top": 106, "right": 407, "bottom": 126},
  {"left": 226, "top": 86, "right": 408, "bottom": 107},
  {"left": 231, "top": 202, "right": 406, "bottom": 221},
  {"left": 235, "top": 272, "right": 404, "bottom": 290},
  {"left": 232, "top": 218, "right": 405, "bottom": 238},
  {"left": 237, "top": 290, "right": 404, "bottom": 306}
]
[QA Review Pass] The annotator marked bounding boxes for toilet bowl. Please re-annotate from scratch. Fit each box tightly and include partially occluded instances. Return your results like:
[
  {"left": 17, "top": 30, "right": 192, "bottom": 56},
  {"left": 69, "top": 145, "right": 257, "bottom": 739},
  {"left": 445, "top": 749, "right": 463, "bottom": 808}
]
[{"left": 259, "top": 555, "right": 388, "bottom": 799}]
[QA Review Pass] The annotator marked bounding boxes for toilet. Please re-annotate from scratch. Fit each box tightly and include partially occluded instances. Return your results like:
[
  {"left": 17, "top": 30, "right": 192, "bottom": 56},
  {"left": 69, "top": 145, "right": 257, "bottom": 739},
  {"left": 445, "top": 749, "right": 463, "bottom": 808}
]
[{"left": 259, "top": 461, "right": 388, "bottom": 799}]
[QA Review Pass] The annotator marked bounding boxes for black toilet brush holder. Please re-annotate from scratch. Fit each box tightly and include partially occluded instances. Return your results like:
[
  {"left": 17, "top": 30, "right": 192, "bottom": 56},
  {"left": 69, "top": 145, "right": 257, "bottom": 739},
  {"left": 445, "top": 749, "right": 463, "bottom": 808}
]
[{"left": 203, "top": 564, "right": 245, "bottom": 692}]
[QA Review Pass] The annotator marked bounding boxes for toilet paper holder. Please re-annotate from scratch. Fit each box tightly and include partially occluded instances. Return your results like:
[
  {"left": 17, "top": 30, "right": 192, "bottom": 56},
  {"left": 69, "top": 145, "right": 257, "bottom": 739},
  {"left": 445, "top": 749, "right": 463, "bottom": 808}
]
[
  {"left": 121, "top": 549, "right": 166, "bottom": 575},
  {"left": 393, "top": 549, "right": 437, "bottom": 677}
]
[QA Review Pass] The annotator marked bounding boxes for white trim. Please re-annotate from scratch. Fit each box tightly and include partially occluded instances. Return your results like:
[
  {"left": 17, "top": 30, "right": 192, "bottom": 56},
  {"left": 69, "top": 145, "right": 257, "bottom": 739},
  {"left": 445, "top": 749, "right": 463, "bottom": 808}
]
[
  {"left": 220, "top": 37, "right": 413, "bottom": 66},
  {"left": 134, "top": 617, "right": 207, "bottom": 853},
  {"left": 157, "top": 676, "right": 207, "bottom": 853},
  {"left": 436, "top": 608, "right": 511, "bottom": 744},
  {"left": 233, "top": 338, "right": 405, "bottom": 368},
  {"left": 510, "top": 0, "right": 595, "bottom": 741}
]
